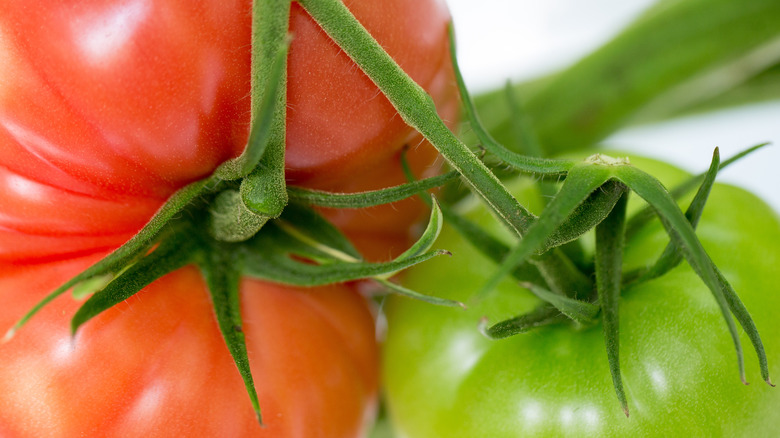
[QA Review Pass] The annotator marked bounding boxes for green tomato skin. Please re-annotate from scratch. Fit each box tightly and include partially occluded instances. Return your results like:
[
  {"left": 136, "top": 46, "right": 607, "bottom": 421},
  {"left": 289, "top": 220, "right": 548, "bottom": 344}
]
[{"left": 383, "top": 156, "right": 780, "bottom": 437}]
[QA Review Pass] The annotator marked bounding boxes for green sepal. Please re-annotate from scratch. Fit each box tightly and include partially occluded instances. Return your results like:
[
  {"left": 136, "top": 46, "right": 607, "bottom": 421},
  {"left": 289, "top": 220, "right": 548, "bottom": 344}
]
[
  {"left": 531, "top": 249, "right": 593, "bottom": 302},
  {"left": 595, "top": 192, "right": 630, "bottom": 417},
  {"left": 376, "top": 278, "right": 465, "bottom": 309},
  {"left": 714, "top": 263, "right": 774, "bottom": 386},
  {"left": 3, "top": 181, "right": 208, "bottom": 341},
  {"left": 286, "top": 171, "right": 459, "bottom": 209},
  {"left": 277, "top": 197, "right": 445, "bottom": 268},
  {"left": 625, "top": 143, "right": 769, "bottom": 239},
  {"left": 544, "top": 179, "right": 627, "bottom": 252},
  {"left": 243, "top": 237, "right": 448, "bottom": 287},
  {"left": 198, "top": 243, "right": 263, "bottom": 425},
  {"left": 242, "top": 205, "right": 445, "bottom": 285},
  {"left": 479, "top": 164, "right": 612, "bottom": 298},
  {"left": 615, "top": 165, "right": 766, "bottom": 385},
  {"left": 70, "top": 273, "right": 116, "bottom": 301},
  {"left": 275, "top": 203, "right": 362, "bottom": 261},
  {"left": 633, "top": 148, "right": 721, "bottom": 283},
  {"left": 520, "top": 282, "right": 599, "bottom": 326},
  {"left": 244, "top": 201, "right": 462, "bottom": 308},
  {"left": 70, "top": 227, "right": 200, "bottom": 335},
  {"left": 479, "top": 305, "right": 567, "bottom": 340},
  {"left": 391, "top": 197, "right": 443, "bottom": 262}
]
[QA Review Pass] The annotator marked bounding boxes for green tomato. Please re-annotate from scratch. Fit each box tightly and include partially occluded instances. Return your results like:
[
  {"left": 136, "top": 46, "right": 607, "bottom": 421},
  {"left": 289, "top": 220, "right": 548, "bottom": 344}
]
[{"left": 383, "top": 155, "right": 780, "bottom": 437}]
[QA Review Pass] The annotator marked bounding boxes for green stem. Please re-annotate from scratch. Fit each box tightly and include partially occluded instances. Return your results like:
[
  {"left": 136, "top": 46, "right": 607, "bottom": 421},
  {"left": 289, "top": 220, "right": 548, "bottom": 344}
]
[
  {"left": 241, "top": 0, "right": 291, "bottom": 217},
  {"left": 297, "top": 0, "right": 534, "bottom": 237},
  {"left": 531, "top": 249, "right": 592, "bottom": 300},
  {"left": 298, "top": 0, "right": 595, "bottom": 302},
  {"left": 475, "top": 0, "right": 780, "bottom": 154}
]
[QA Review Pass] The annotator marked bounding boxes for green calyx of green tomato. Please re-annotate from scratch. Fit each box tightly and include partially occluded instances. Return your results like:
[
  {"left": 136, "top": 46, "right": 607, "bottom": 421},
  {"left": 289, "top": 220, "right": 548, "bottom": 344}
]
[
  {"left": 456, "top": 144, "right": 773, "bottom": 417},
  {"left": 434, "top": 16, "right": 774, "bottom": 415}
]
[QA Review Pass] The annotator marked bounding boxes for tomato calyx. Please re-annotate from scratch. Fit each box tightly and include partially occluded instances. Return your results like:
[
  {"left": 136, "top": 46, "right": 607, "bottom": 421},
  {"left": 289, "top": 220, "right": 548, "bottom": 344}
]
[
  {"left": 434, "top": 22, "right": 776, "bottom": 414},
  {"left": 446, "top": 143, "right": 774, "bottom": 416},
  {"left": 4, "top": 184, "right": 457, "bottom": 423}
]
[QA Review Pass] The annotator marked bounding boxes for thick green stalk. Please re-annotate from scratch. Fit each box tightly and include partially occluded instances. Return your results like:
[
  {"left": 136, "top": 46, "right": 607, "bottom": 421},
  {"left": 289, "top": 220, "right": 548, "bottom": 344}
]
[
  {"left": 297, "top": 0, "right": 534, "bottom": 237},
  {"left": 474, "top": 0, "right": 780, "bottom": 154},
  {"left": 241, "top": 0, "right": 290, "bottom": 217}
]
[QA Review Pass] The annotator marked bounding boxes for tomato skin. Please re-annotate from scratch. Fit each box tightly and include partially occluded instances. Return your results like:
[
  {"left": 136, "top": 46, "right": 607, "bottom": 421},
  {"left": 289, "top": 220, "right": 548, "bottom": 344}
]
[
  {"left": 0, "top": 0, "right": 456, "bottom": 262},
  {"left": 0, "top": 1, "right": 251, "bottom": 195},
  {"left": 0, "top": 255, "right": 378, "bottom": 437},
  {"left": 383, "top": 156, "right": 780, "bottom": 436},
  {"left": 0, "top": 0, "right": 249, "bottom": 262}
]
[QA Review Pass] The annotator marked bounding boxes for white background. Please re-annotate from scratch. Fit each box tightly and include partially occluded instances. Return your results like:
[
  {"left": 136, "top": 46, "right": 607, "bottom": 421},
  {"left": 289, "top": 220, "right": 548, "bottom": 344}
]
[{"left": 447, "top": 0, "right": 780, "bottom": 212}]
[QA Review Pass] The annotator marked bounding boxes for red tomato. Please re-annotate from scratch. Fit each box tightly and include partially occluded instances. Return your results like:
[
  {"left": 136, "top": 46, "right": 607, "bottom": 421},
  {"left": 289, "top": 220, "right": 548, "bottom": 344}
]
[
  {"left": 0, "top": 1, "right": 455, "bottom": 434},
  {"left": 0, "top": 0, "right": 457, "bottom": 263},
  {"left": 0, "top": 254, "right": 379, "bottom": 437}
]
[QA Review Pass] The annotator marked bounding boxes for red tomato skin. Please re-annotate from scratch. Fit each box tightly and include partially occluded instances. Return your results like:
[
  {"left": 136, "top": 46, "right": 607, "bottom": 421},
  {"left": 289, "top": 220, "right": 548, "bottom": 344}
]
[
  {"left": 0, "top": 0, "right": 457, "bottom": 263},
  {"left": 0, "top": 0, "right": 253, "bottom": 262},
  {"left": 0, "top": 256, "right": 379, "bottom": 437},
  {"left": 0, "top": 1, "right": 251, "bottom": 196}
]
